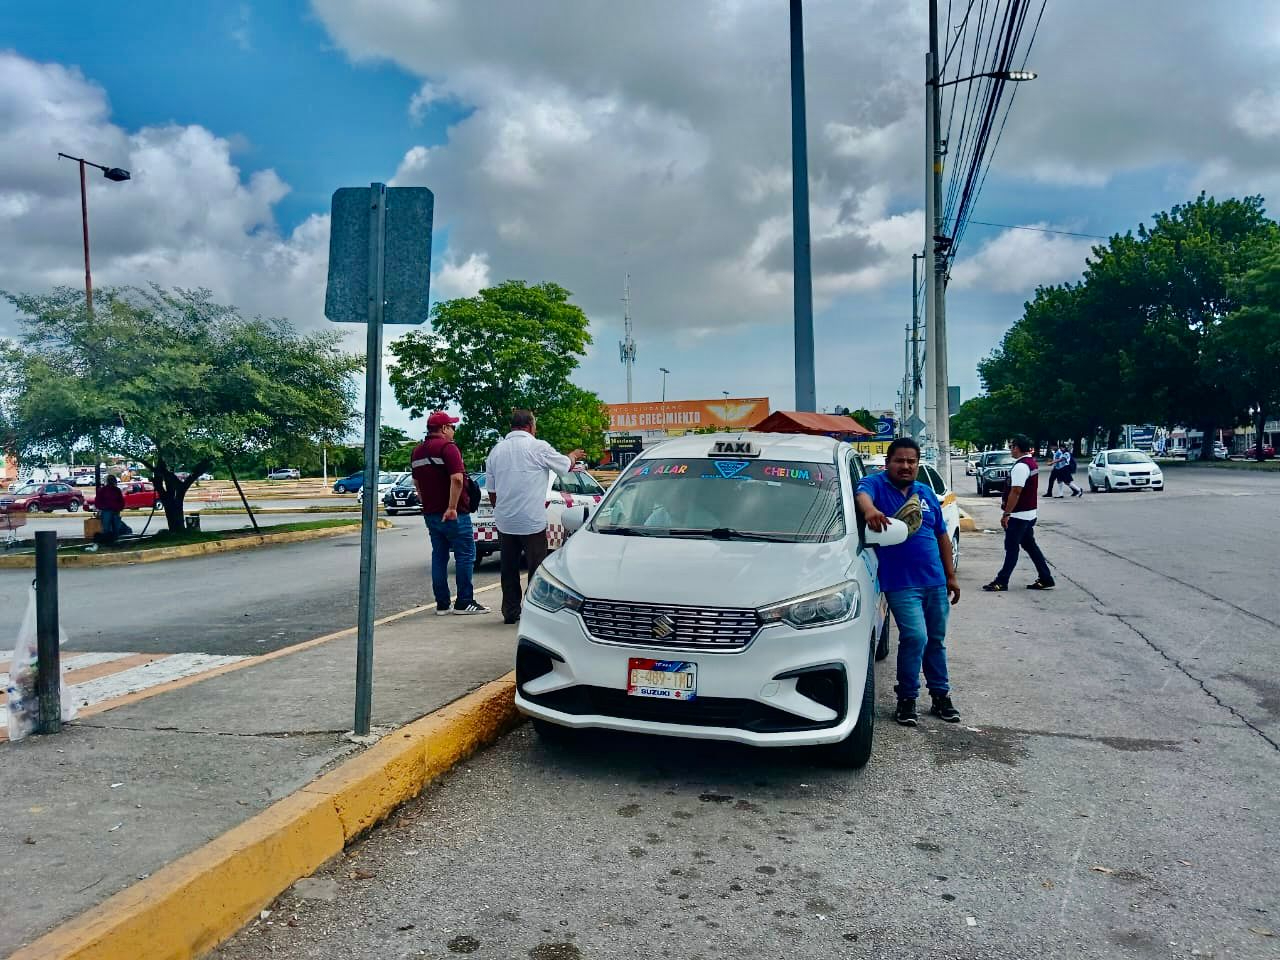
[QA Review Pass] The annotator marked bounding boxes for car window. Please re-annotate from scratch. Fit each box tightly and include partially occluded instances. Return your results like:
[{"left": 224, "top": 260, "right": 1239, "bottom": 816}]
[
  {"left": 1108, "top": 451, "right": 1153, "bottom": 465},
  {"left": 550, "top": 474, "right": 564, "bottom": 493},
  {"left": 591, "top": 458, "right": 845, "bottom": 543},
  {"left": 920, "top": 465, "right": 944, "bottom": 494}
]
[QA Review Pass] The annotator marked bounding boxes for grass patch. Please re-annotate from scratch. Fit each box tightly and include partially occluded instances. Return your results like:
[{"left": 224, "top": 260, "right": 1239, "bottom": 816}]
[{"left": 86, "top": 517, "right": 361, "bottom": 553}]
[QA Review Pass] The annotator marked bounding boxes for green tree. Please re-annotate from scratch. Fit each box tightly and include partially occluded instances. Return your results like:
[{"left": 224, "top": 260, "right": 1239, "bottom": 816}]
[
  {"left": 379, "top": 425, "right": 417, "bottom": 471},
  {"left": 532, "top": 384, "right": 610, "bottom": 461},
  {"left": 846, "top": 408, "right": 878, "bottom": 432},
  {"left": 0, "top": 285, "right": 361, "bottom": 531},
  {"left": 389, "top": 280, "right": 605, "bottom": 462},
  {"left": 1218, "top": 243, "right": 1280, "bottom": 459}
]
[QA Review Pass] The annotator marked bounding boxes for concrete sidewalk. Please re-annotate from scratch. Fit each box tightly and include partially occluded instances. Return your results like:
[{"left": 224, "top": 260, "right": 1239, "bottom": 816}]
[{"left": 0, "top": 590, "right": 517, "bottom": 956}]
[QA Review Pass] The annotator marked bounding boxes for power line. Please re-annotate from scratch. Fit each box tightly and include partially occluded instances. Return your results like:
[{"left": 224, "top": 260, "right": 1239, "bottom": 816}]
[{"left": 966, "top": 220, "right": 1110, "bottom": 240}]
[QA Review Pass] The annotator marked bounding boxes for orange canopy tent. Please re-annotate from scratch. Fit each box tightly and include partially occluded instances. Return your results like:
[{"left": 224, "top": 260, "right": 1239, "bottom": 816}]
[{"left": 750, "top": 410, "right": 875, "bottom": 438}]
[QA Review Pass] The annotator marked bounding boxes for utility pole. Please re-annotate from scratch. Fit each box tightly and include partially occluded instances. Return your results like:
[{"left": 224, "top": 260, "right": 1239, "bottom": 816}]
[
  {"left": 790, "top": 0, "right": 816, "bottom": 412},
  {"left": 619, "top": 274, "right": 636, "bottom": 403},
  {"left": 924, "top": 0, "right": 951, "bottom": 476},
  {"left": 902, "top": 324, "right": 911, "bottom": 434},
  {"left": 910, "top": 252, "right": 923, "bottom": 435}
]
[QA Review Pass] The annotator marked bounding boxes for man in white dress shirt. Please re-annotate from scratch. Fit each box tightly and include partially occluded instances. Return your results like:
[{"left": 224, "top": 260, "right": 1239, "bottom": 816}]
[{"left": 485, "top": 409, "right": 585, "bottom": 623}]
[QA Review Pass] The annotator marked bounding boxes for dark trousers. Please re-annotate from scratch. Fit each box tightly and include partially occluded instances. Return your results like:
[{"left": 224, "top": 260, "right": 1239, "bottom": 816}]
[
  {"left": 1044, "top": 468, "right": 1061, "bottom": 496},
  {"left": 499, "top": 529, "right": 549, "bottom": 621},
  {"left": 995, "top": 516, "right": 1053, "bottom": 586}
]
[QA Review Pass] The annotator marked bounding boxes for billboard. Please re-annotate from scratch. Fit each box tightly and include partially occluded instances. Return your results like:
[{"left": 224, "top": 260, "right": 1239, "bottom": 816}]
[
  {"left": 607, "top": 398, "right": 770, "bottom": 434},
  {"left": 873, "top": 417, "right": 895, "bottom": 440}
]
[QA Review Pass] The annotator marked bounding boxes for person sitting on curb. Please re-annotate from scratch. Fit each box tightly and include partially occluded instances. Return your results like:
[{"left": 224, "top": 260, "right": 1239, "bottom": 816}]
[
  {"left": 94, "top": 475, "right": 132, "bottom": 544},
  {"left": 855, "top": 438, "right": 962, "bottom": 727}
]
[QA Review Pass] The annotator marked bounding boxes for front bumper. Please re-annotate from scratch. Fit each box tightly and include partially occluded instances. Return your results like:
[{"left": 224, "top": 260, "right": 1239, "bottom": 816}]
[
  {"left": 1108, "top": 474, "right": 1163, "bottom": 489},
  {"left": 513, "top": 600, "right": 871, "bottom": 748}
]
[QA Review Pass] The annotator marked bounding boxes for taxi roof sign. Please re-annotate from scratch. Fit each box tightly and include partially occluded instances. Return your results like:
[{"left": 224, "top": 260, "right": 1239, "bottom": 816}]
[{"left": 710, "top": 439, "right": 760, "bottom": 458}]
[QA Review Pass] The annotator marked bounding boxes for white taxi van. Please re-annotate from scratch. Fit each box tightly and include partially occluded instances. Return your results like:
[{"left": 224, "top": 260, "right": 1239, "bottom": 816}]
[{"left": 513, "top": 432, "right": 905, "bottom": 769}]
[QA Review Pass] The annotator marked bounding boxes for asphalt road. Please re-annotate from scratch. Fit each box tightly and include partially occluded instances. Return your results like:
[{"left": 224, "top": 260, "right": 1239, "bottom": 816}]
[
  {"left": 214, "top": 463, "right": 1280, "bottom": 960},
  {"left": 0, "top": 513, "right": 499, "bottom": 656}
]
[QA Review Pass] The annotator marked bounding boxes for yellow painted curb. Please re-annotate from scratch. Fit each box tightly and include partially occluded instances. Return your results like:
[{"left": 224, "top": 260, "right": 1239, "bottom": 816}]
[
  {"left": 959, "top": 510, "right": 978, "bottom": 532},
  {"left": 0, "top": 520, "right": 390, "bottom": 570},
  {"left": 9, "top": 675, "right": 522, "bottom": 960}
]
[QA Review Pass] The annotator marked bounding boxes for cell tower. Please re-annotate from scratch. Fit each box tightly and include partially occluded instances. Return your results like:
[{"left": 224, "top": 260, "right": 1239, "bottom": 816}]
[{"left": 618, "top": 273, "right": 637, "bottom": 403}]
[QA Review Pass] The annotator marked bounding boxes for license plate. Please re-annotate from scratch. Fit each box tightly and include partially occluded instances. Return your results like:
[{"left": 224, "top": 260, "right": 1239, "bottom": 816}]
[
  {"left": 627, "top": 658, "right": 697, "bottom": 701},
  {"left": 1133, "top": 479, "right": 1147, "bottom": 485}
]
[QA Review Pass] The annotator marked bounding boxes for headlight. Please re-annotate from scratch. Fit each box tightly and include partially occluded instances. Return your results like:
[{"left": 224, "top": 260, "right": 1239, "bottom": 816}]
[
  {"left": 527, "top": 569, "right": 584, "bottom": 614},
  {"left": 758, "top": 581, "right": 860, "bottom": 630}
]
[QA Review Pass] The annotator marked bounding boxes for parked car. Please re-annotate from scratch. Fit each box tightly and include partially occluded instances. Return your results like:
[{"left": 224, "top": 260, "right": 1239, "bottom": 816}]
[
  {"left": 383, "top": 475, "right": 421, "bottom": 515},
  {"left": 1088, "top": 449, "right": 1164, "bottom": 492},
  {"left": 356, "top": 472, "right": 401, "bottom": 503},
  {"left": 333, "top": 472, "right": 368, "bottom": 494},
  {"left": 915, "top": 461, "right": 962, "bottom": 571},
  {"left": 974, "top": 450, "right": 1014, "bottom": 496},
  {"left": 863, "top": 454, "right": 886, "bottom": 475},
  {"left": 72, "top": 473, "right": 98, "bottom": 486},
  {"left": 470, "top": 467, "right": 608, "bottom": 562},
  {"left": 267, "top": 468, "right": 301, "bottom": 480},
  {"left": 1243, "top": 444, "right": 1275, "bottom": 460},
  {"left": 0, "top": 481, "right": 86, "bottom": 513},
  {"left": 87, "top": 481, "right": 161, "bottom": 511},
  {"left": 513, "top": 432, "right": 904, "bottom": 769},
  {"left": 964, "top": 453, "right": 981, "bottom": 476}
]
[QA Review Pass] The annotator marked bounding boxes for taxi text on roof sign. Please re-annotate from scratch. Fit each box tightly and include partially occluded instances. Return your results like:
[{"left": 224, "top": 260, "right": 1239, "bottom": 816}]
[{"left": 711, "top": 440, "right": 760, "bottom": 457}]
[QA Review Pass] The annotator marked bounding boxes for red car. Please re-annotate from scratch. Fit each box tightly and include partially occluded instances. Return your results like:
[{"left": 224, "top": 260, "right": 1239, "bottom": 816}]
[
  {"left": 0, "top": 481, "right": 87, "bottom": 513},
  {"left": 1244, "top": 444, "right": 1275, "bottom": 459},
  {"left": 87, "top": 481, "right": 162, "bottom": 511}
]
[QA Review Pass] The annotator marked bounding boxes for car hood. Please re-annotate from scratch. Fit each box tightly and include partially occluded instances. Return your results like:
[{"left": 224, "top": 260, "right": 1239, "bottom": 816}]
[{"left": 544, "top": 528, "right": 856, "bottom": 608}]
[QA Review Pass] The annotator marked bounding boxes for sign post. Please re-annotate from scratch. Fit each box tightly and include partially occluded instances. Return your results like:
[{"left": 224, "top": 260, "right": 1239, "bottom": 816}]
[{"left": 326, "top": 183, "right": 433, "bottom": 736}]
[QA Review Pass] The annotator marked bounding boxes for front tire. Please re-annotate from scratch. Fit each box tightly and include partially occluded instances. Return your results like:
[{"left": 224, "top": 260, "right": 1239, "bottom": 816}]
[
  {"left": 531, "top": 717, "right": 574, "bottom": 745},
  {"left": 1104, "top": 477, "right": 1113, "bottom": 493},
  {"left": 28, "top": 502, "right": 41, "bottom": 513},
  {"left": 874, "top": 608, "right": 891, "bottom": 662},
  {"left": 951, "top": 530, "right": 960, "bottom": 571},
  {"left": 335, "top": 484, "right": 348, "bottom": 494},
  {"left": 827, "top": 642, "right": 875, "bottom": 769},
  {"left": 1088, "top": 476, "right": 1098, "bottom": 493}
]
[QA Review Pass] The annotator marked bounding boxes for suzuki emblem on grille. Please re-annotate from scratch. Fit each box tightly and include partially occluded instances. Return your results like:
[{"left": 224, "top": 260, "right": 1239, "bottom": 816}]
[{"left": 651, "top": 614, "right": 676, "bottom": 639}]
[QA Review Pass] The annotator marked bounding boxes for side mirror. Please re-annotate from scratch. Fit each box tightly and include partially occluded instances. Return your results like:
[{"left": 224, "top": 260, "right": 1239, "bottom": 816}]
[
  {"left": 561, "top": 505, "right": 590, "bottom": 536},
  {"left": 864, "top": 516, "right": 909, "bottom": 547}
]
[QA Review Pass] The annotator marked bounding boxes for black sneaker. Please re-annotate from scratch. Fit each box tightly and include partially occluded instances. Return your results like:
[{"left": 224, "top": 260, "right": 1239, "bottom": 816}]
[
  {"left": 435, "top": 605, "right": 452, "bottom": 617},
  {"left": 453, "top": 600, "right": 490, "bottom": 615},
  {"left": 930, "top": 694, "right": 961, "bottom": 723},
  {"left": 894, "top": 698, "right": 918, "bottom": 726},
  {"left": 1026, "top": 578, "right": 1055, "bottom": 590},
  {"left": 982, "top": 581, "right": 1007, "bottom": 592}
]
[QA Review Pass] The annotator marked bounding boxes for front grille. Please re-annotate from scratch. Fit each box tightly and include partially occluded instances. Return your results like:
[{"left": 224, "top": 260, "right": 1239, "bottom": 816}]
[
  {"left": 579, "top": 599, "right": 761, "bottom": 650},
  {"left": 526, "top": 684, "right": 841, "bottom": 733},
  {"left": 1128, "top": 471, "right": 1150, "bottom": 477}
]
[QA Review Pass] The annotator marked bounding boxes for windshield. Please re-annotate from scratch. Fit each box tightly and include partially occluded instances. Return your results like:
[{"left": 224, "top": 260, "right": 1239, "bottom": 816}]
[
  {"left": 589, "top": 458, "right": 845, "bottom": 543},
  {"left": 984, "top": 453, "right": 1014, "bottom": 466},
  {"left": 1110, "top": 451, "right": 1153, "bottom": 465}
]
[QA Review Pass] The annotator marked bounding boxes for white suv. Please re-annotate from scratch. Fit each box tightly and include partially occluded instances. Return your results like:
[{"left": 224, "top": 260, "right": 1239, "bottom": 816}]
[{"left": 513, "top": 432, "right": 899, "bottom": 769}]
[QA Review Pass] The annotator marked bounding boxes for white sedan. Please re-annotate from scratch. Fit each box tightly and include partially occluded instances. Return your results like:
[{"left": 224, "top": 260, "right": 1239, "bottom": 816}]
[
  {"left": 1088, "top": 449, "right": 1165, "bottom": 492},
  {"left": 914, "top": 461, "right": 962, "bottom": 570},
  {"left": 356, "top": 471, "right": 403, "bottom": 503}
]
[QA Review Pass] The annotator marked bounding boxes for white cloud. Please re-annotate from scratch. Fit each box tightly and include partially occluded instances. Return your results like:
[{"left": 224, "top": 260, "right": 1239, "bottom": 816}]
[
  {"left": 0, "top": 51, "right": 330, "bottom": 338},
  {"left": 950, "top": 225, "right": 1095, "bottom": 294}
]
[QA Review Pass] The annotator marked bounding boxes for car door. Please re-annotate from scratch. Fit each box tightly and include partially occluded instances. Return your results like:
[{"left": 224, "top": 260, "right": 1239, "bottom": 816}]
[
  {"left": 1090, "top": 453, "right": 1104, "bottom": 483},
  {"left": 845, "top": 451, "right": 885, "bottom": 640},
  {"left": 48, "top": 483, "right": 71, "bottom": 509}
]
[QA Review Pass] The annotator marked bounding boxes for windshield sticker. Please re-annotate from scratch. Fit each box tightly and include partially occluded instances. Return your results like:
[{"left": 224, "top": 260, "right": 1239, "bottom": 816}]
[
  {"left": 763, "top": 465, "right": 810, "bottom": 481},
  {"left": 713, "top": 460, "right": 750, "bottom": 478},
  {"left": 636, "top": 464, "right": 689, "bottom": 477}
]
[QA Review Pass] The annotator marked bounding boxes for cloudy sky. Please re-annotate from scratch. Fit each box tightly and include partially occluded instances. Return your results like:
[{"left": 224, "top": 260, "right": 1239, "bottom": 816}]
[{"left": 4, "top": 1, "right": 1280, "bottom": 433}]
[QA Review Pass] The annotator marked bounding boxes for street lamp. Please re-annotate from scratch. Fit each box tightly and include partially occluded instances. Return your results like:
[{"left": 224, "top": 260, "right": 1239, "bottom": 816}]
[
  {"left": 57, "top": 152, "right": 131, "bottom": 314},
  {"left": 659, "top": 367, "right": 670, "bottom": 435},
  {"left": 721, "top": 390, "right": 730, "bottom": 430},
  {"left": 935, "top": 69, "right": 1037, "bottom": 88}
]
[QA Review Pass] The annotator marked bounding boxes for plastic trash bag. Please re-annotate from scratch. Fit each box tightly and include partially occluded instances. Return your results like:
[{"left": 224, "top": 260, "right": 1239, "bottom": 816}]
[{"left": 6, "top": 585, "right": 77, "bottom": 742}]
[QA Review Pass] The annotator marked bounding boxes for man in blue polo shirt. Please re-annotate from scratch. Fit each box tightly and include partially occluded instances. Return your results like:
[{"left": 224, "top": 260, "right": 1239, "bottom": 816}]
[{"left": 855, "top": 438, "right": 962, "bottom": 726}]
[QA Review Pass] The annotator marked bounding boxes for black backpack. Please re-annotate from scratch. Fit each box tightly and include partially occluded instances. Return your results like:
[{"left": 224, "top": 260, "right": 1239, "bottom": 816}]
[{"left": 464, "top": 475, "right": 483, "bottom": 513}]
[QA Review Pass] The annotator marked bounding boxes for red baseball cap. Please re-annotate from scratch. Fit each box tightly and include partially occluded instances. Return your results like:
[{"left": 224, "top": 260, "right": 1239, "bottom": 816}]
[{"left": 427, "top": 411, "right": 460, "bottom": 428}]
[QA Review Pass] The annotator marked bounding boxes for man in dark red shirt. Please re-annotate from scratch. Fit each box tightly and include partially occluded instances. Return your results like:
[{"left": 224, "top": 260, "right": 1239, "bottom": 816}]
[
  {"left": 410, "top": 412, "right": 489, "bottom": 615},
  {"left": 94, "top": 475, "right": 132, "bottom": 543}
]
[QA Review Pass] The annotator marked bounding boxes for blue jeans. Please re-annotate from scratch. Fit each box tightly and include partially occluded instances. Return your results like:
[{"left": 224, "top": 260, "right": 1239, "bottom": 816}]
[
  {"left": 424, "top": 513, "right": 475, "bottom": 610},
  {"left": 886, "top": 585, "right": 951, "bottom": 700}
]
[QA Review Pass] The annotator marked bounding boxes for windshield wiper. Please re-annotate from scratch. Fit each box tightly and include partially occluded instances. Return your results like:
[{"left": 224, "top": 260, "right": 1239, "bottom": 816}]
[
  {"left": 595, "top": 525, "right": 662, "bottom": 537},
  {"left": 667, "top": 527, "right": 797, "bottom": 542}
]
